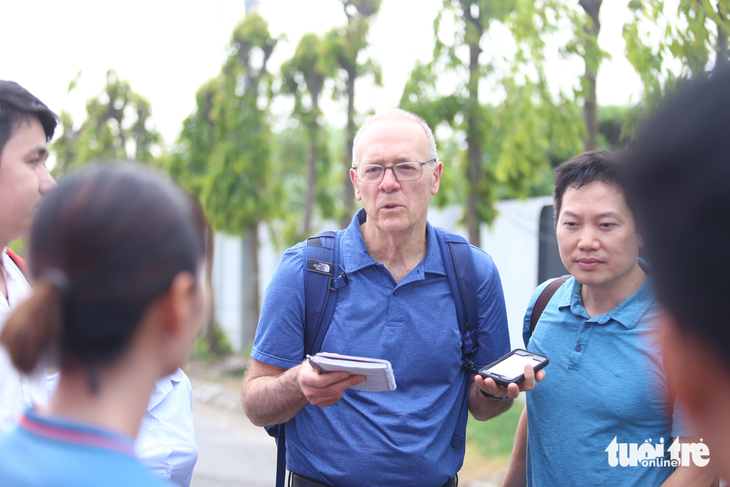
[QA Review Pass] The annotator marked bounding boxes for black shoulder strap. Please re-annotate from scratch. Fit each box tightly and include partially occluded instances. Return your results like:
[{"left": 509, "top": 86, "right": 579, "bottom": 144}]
[
  {"left": 268, "top": 230, "right": 349, "bottom": 487},
  {"left": 434, "top": 228, "right": 481, "bottom": 448},
  {"left": 529, "top": 276, "right": 570, "bottom": 335},
  {"left": 303, "top": 230, "right": 348, "bottom": 356},
  {"left": 434, "top": 228, "right": 479, "bottom": 370}
]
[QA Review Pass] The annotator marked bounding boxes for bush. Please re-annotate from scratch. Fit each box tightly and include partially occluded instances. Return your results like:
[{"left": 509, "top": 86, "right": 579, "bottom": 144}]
[{"left": 190, "top": 321, "right": 233, "bottom": 361}]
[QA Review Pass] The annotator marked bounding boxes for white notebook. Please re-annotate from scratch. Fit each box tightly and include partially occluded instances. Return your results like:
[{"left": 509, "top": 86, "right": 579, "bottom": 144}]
[{"left": 308, "top": 353, "right": 397, "bottom": 392}]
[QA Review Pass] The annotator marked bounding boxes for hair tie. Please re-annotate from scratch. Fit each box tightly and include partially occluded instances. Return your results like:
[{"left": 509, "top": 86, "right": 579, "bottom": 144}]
[{"left": 45, "top": 269, "right": 70, "bottom": 297}]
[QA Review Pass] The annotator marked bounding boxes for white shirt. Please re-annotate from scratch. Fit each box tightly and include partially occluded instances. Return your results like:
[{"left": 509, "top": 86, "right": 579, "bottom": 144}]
[
  {"left": 136, "top": 368, "right": 198, "bottom": 487},
  {"left": 0, "top": 249, "right": 48, "bottom": 432}
]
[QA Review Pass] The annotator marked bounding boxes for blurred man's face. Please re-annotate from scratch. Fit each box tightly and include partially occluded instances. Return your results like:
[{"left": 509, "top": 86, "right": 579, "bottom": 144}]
[
  {"left": 0, "top": 116, "right": 56, "bottom": 244},
  {"left": 556, "top": 181, "right": 641, "bottom": 291},
  {"left": 350, "top": 118, "right": 442, "bottom": 237}
]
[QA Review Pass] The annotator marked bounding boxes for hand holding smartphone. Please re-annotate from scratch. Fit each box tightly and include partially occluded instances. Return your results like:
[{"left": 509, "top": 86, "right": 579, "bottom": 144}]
[{"left": 478, "top": 349, "right": 549, "bottom": 388}]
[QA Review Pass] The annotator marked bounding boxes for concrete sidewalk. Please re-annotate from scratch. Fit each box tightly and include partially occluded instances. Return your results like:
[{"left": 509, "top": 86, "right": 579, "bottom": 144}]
[{"left": 190, "top": 376, "right": 277, "bottom": 487}]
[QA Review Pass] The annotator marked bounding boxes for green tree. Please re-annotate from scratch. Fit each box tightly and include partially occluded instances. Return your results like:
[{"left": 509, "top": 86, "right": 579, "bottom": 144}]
[
  {"left": 280, "top": 32, "right": 336, "bottom": 238},
  {"left": 327, "top": 0, "right": 383, "bottom": 228},
  {"left": 402, "top": 0, "right": 582, "bottom": 246},
  {"left": 623, "top": 0, "right": 730, "bottom": 136},
  {"left": 267, "top": 122, "right": 345, "bottom": 248},
  {"left": 169, "top": 13, "right": 281, "bottom": 349},
  {"left": 51, "top": 70, "right": 161, "bottom": 176}
]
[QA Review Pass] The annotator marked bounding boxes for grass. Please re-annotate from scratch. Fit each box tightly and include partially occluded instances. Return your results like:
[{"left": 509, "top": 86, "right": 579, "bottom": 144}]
[
  {"left": 190, "top": 322, "right": 234, "bottom": 362},
  {"left": 466, "top": 400, "right": 523, "bottom": 460}
]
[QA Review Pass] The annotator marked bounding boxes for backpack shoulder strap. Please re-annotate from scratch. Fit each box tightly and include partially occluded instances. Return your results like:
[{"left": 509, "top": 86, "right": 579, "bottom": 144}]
[
  {"left": 529, "top": 275, "right": 570, "bottom": 336},
  {"left": 434, "top": 228, "right": 481, "bottom": 449},
  {"left": 269, "top": 230, "right": 349, "bottom": 487},
  {"left": 434, "top": 228, "right": 479, "bottom": 371},
  {"left": 303, "top": 230, "right": 348, "bottom": 357}
]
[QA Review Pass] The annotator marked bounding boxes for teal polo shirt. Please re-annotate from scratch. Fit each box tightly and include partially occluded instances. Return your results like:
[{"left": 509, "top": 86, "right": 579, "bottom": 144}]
[
  {"left": 523, "top": 267, "right": 690, "bottom": 486},
  {"left": 252, "top": 208, "right": 510, "bottom": 487}
]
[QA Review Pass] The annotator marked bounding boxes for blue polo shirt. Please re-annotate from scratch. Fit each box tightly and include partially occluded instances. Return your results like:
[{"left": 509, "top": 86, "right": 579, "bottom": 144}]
[
  {"left": 0, "top": 408, "right": 169, "bottom": 487},
  {"left": 523, "top": 270, "right": 690, "bottom": 486},
  {"left": 252, "top": 209, "right": 510, "bottom": 487}
]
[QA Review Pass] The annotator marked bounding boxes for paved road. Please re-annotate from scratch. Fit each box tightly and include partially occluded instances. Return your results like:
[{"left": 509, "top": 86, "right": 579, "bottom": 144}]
[{"left": 190, "top": 379, "right": 277, "bottom": 487}]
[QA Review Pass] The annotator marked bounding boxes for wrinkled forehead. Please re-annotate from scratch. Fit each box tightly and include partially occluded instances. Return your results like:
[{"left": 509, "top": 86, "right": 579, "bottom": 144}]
[{"left": 354, "top": 119, "right": 431, "bottom": 164}]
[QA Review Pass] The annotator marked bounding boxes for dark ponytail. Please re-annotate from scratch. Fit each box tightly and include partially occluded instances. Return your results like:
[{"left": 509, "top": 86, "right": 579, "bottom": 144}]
[{"left": 0, "top": 279, "right": 63, "bottom": 373}]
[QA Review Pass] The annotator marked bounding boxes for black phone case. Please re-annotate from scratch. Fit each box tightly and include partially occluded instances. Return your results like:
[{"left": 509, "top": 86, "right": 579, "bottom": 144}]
[{"left": 478, "top": 349, "right": 549, "bottom": 387}]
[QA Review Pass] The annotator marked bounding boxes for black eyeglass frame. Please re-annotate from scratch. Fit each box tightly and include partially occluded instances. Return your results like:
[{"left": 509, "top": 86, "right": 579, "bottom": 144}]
[{"left": 352, "top": 158, "right": 437, "bottom": 183}]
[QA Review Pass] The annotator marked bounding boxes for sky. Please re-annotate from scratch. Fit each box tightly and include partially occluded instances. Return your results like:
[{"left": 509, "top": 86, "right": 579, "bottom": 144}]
[{"left": 1, "top": 0, "right": 651, "bottom": 149}]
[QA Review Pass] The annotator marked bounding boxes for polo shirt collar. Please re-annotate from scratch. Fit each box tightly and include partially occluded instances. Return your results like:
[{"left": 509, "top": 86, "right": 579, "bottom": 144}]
[
  {"left": 560, "top": 259, "right": 655, "bottom": 329},
  {"left": 2, "top": 250, "right": 20, "bottom": 286},
  {"left": 340, "top": 208, "right": 445, "bottom": 277},
  {"left": 20, "top": 407, "right": 135, "bottom": 457}
]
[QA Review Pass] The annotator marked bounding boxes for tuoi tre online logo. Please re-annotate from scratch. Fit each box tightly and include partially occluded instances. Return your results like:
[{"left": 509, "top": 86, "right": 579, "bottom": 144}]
[{"left": 605, "top": 437, "right": 710, "bottom": 468}]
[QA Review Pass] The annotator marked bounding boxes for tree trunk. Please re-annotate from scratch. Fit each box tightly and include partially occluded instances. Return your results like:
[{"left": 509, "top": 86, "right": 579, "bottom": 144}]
[
  {"left": 202, "top": 225, "right": 223, "bottom": 355},
  {"left": 579, "top": 0, "right": 602, "bottom": 151},
  {"left": 465, "top": 10, "right": 483, "bottom": 248},
  {"left": 583, "top": 69, "right": 598, "bottom": 151},
  {"left": 241, "top": 223, "right": 260, "bottom": 351},
  {"left": 340, "top": 67, "right": 357, "bottom": 229},
  {"left": 303, "top": 127, "right": 318, "bottom": 236},
  {"left": 465, "top": 124, "right": 482, "bottom": 247}
]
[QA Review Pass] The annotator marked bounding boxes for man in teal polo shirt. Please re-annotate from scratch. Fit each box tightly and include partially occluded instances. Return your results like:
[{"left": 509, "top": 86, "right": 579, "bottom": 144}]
[
  {"left": 502, "top": 151, "right": 716, "bottom": 486},
  {"left": 242, "top": 109, "right": 543, "bottom": 487}
]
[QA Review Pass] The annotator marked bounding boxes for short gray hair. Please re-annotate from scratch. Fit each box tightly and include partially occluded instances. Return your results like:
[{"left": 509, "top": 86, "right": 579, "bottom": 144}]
[{"left": 352, "top": 108, "right": 438, "bottom": 167}]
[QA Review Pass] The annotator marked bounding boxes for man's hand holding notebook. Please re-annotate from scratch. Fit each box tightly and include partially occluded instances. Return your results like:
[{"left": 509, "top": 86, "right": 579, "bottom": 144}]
[{"left": 307, "top": 353, "right": 397, "bottom": 392}]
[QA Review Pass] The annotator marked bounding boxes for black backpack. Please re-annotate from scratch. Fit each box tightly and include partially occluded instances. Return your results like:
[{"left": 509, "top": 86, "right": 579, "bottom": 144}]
[{"left": 265, "top": 228, "right": 481, "bottom": 487}]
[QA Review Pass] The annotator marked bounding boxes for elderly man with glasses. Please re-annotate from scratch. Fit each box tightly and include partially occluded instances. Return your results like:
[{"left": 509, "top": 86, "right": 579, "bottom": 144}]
[{"left": 242, "top": 109, "right": 538, "bottom": 487}]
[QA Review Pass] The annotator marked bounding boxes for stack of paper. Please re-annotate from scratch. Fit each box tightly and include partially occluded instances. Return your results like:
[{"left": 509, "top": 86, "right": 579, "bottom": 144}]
[{"left": 309, "top": 353, "right": 397, "bottom": 392}]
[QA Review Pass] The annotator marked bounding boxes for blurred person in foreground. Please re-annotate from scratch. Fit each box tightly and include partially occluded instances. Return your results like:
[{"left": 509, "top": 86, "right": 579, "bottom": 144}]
[
  {"left": 623, "top": 67, "right": 730, "bottom": 480},
  {"left": 502, "top": 151, "right": 716, "bottom": 486},
  {"left": 0, "top": 80, "right": 57, "bottom": 430},
  {"left": 242, "top": 109, "right": 543, "bottom": 487},
  {"left": 2, "top": 80, "right": 199, "bottom": 486},
  {"left": 0, "top": 164, "right": 209, "bottom": 486}
]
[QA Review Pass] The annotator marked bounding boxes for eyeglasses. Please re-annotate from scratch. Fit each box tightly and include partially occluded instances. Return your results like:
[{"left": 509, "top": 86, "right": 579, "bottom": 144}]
[{"left": 352, "top": 158, "right": 436, "bottom": 183}]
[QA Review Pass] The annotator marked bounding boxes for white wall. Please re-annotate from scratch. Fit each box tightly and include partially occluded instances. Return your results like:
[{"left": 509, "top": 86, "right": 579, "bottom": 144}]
[
  {"left": 212, "top": 199, "right": 552, "bottom": 354},
  {"left": 211, "top": 233, "right": 243, "bottom": 353},
  {"left": 479, "top": 197, "right": 553, "bottom": 349}
]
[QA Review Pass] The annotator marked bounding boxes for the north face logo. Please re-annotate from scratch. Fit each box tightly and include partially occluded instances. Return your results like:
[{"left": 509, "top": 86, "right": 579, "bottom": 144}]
[{"left": 313, "top": 262, "right": 330, "bottom": 273}]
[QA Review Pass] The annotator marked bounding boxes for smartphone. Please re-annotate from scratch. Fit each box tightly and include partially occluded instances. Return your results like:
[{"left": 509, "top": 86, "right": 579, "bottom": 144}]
[{"left": 478, "top": 349, "right": 549, "bottom": 387}]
